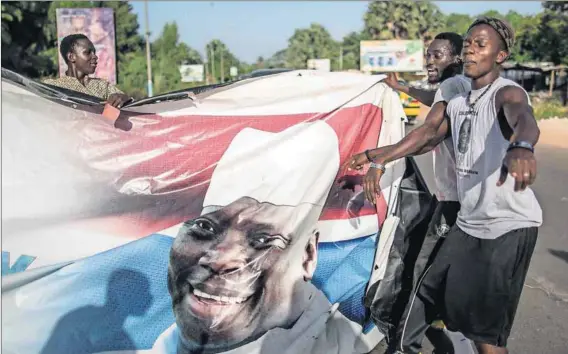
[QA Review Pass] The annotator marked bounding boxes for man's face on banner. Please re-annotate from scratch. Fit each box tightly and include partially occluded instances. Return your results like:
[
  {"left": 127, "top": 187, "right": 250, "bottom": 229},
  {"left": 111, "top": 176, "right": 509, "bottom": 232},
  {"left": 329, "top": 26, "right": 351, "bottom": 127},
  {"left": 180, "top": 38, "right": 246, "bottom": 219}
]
[
  {"left": 168, "top": 196, "right": 318, "bottom": 347},
  {"left": 90, "top": 21, "right": 106, "bottom": 43},
  {"left": 71, "top": 16, "right": 86, "bottom": 32}
]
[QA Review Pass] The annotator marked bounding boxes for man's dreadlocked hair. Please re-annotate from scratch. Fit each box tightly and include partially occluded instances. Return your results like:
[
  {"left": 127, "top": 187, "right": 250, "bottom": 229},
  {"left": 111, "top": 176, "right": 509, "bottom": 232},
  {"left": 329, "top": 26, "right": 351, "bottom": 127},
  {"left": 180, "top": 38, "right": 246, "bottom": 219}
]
[
  {"left": 60, "top": 33, "right": 89, "bottom": 64},
  {"left": 468, "top": 16, "right": 515, "bottom": 54}
]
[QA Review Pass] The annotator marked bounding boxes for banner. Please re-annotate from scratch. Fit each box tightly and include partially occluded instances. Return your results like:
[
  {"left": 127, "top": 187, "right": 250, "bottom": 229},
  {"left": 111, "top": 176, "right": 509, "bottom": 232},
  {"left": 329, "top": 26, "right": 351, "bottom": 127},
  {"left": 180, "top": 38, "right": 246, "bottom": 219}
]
[
  {"left": 360, "top": 40, "right": 424, "bottom": 73},
  {"left": 179, "top": 64, "right": 205, "bottom": 83},
  {"left": 56, "top": 8, "right": 117, "bottom": 84},
  {"left": 2, "top": 70, "right": 407, "bottom": 354}
]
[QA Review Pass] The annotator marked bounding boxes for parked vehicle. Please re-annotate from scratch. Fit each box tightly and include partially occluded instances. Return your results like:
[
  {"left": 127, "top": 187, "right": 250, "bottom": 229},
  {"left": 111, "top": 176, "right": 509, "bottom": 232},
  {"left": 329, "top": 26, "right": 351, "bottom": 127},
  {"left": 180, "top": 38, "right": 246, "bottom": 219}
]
[{"left": 398, "top": 79, "right": 420, "bottom": 124}]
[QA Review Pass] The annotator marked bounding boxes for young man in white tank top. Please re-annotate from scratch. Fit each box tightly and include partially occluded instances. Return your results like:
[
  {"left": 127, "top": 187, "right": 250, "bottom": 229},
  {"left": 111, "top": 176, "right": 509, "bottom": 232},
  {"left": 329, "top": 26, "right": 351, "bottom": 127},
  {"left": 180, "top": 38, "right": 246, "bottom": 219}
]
[
  {"left": 409, "top": 17, "right": 541, "bottom": 354},
  {"left": 343, "top": 32, "right": 471, "bottom": 353},
  {"left": 344, "top": 18, "right": 542, "bottom": 354}
]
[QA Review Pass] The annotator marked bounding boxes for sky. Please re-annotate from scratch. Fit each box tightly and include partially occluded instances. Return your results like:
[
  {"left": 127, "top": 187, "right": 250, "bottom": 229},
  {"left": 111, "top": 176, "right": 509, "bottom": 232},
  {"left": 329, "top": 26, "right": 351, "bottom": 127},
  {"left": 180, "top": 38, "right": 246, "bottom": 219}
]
[{"left": 129, "top": 1, "right": 544, "bottom": 63}]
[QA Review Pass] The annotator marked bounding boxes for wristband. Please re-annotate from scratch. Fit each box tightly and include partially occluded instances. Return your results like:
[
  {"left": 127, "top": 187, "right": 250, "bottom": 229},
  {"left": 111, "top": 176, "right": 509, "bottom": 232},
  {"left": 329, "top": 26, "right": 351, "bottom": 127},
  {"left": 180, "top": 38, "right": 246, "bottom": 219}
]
[
  {"left": 507, "top": 141, "right": 534, "bottom": 154},
  {"left": 364, "top": 150, "right": 373, "bottom": 163},
  {"left": 370, "top": 162, "right": 386, "bottom": 173}
]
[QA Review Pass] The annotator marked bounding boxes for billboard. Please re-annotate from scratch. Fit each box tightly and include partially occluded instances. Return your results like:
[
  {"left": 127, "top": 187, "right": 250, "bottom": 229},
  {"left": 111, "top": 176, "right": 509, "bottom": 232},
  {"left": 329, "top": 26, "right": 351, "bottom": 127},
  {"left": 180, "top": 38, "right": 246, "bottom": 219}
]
[
  {"left": 179, "top": 64, "right": 205, "bottom": 83},
  {"left": 360, "top": 40, "right": 424, "bottom": 73},
  {"left": 307, "top": 58, "right": 331, "bottom": 72},
  {"left": 230, "top": 66, "right": 238, "bottom": 77},
  {"left": 56, "top": 8, "right": 117, "bottom": 84}
]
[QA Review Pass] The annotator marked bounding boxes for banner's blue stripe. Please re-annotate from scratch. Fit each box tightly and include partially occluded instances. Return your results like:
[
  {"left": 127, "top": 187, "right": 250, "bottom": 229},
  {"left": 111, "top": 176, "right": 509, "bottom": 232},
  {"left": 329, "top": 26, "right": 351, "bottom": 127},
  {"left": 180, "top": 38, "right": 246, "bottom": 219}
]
[
  {"left": 313, "top": 234, "right": 378, "bottom": 333},
  {"left": 6, "top": 232, "right": 379, "bottom": 352}
]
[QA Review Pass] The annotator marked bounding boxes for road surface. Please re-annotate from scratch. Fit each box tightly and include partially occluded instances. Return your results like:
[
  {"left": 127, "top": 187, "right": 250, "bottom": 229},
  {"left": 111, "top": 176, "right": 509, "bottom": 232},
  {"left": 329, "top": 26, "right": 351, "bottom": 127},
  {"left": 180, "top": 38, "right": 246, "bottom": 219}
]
[{"left": 410, "top": 128, "right": 568, "bottom": 353}]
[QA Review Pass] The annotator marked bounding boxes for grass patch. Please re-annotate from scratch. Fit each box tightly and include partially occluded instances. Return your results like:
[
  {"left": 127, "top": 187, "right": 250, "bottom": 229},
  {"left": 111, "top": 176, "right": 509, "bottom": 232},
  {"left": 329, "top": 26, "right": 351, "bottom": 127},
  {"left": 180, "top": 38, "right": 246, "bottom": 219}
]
[{"left": 530, "top": 95, "right": 568, "bottom": 120}]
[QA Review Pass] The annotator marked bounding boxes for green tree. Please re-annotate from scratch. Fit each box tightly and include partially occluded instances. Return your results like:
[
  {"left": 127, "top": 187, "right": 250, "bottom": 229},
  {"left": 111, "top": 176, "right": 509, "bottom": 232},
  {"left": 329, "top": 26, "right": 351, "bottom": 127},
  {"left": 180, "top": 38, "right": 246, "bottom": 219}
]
[
  {"left": 542, "top": 1, "right": 567, "bottom": 13},
  {"left": 1, "top": 1, "right": 52, "bottom": 77},
  {"left": 255, "top": 56, "right": 265, "bottom": 69},
  {"left": 442, "top": 13, "right": 473, "bottom": 36},
  {"left": 478, "top": 10, "right": 502, "bottom": 19},
  {"left": 363, "top": 0, "right": 444, "bottom": 41},
  {"left": 504, "top": 10, "right": 525, "bottom": 30},
  {"left": 265, "top": 49, "right": 287, "bottom": 68},
  {"left": 285, "top": 23, "right": 339, "bottom": 70},
  {"left": 533, "top": 1, "right": 568, "bottom": 65},
  {"left": 205, "top": 39, "right": 241, "bottom": 83},
  {"left": 151, "top": 22, "right": 204, "bottom": 94},
  {"left": 508, "top": 12, "right": 541, "bottom": 63},
  {"left": 118, "top": 51, "right": 147, "bottom": 98},
  {"left": 340, "top": 31, "right": 370, "bottom": 71}
]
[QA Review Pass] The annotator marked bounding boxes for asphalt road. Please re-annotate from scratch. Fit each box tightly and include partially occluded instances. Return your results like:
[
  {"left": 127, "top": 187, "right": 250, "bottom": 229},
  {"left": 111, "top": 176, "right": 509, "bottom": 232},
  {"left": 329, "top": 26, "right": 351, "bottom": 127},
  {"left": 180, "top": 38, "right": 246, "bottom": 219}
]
[{"left": 409, "top": 131, "right": 568, "bottom": 353}]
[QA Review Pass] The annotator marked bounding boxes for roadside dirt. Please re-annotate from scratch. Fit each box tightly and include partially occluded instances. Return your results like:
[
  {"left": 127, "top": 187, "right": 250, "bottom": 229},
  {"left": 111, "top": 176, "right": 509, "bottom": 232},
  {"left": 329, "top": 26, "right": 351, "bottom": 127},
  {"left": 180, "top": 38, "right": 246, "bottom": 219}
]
[{"left": 537, "top": 118, "right": 568, "bottom": 149}]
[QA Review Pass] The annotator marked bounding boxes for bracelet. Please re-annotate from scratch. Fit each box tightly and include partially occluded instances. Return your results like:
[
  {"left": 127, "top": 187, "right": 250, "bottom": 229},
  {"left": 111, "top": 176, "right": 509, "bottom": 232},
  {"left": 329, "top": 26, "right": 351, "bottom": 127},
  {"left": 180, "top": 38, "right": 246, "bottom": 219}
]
[
  {"left": 370, "top": 162, "right": 386, "bottom": 172},
  {"left": 507, "top": 141, "right": 534, "bottom": 154},
  {"left": 364, "top": 150, "right": 373, "bottom": 163}
]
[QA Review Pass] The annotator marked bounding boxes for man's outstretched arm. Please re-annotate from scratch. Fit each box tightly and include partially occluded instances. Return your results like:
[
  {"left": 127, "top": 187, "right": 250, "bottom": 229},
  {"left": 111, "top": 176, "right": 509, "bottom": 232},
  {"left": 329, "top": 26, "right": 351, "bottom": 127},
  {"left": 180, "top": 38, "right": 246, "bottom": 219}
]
[
  {"left": 495, "top": 85, "right": 540, "bottom": 191},
  {"left": 342, "top": 101, "right": 449, "bottom": 203},
  {"left": 384, "top": 73, "right": 436, "bottom": 107},
  {"left": 344, "top": 100, "right": 449, "bottom": 174}
]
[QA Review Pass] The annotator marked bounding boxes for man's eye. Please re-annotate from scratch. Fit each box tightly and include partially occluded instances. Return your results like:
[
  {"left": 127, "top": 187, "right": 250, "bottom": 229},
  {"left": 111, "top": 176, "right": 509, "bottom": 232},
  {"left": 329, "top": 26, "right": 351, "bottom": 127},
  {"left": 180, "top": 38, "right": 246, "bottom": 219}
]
[
  {"left": 251, "top": 234, "right": 287, "bottom": 249},
  {"left": 193, "top": 219, "right": 215, "bottom": 233},
  {"left": 257, "top": 236, "right": 267, "bottom": 244}
]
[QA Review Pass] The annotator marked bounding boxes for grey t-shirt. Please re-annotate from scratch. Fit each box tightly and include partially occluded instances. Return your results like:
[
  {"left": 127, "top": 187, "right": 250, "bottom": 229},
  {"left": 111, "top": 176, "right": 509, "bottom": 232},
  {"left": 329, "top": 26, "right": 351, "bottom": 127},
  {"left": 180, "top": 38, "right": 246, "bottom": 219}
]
[
  {"left": 431, "top": 75, "right": 471, "bottom": 201},
  {"left": 446, "top": 77, "right": 542, "bottom": 239}
]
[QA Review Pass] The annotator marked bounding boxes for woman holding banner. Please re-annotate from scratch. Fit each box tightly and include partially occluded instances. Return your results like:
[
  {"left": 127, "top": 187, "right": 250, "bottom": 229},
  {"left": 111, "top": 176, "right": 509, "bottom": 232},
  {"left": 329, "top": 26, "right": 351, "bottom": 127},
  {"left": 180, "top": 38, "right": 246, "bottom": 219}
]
[{"left": 43, "top": 34, "right": 131, "bottom": 108}]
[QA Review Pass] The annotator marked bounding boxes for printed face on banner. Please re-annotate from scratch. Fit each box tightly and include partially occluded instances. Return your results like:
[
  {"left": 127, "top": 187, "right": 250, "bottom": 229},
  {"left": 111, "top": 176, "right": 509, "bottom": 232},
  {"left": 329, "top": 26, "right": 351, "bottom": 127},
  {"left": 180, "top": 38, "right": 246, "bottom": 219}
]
[
  {"left": 166, "top": 121, "right": 339, "bottom": 349},
  {"left": 56, "top": 8, "right": 117, "bottom": 84},
  {"left": 168, "top": 197, "right": 319, "bottom": 347}
]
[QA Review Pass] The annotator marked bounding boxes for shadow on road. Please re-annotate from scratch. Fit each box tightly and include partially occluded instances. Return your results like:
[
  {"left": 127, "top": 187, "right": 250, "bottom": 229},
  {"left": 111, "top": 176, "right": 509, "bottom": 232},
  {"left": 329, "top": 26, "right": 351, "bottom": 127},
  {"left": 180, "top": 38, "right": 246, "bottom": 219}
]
[{"left": 548, "top": 249, "right": 568, "bottom": 264}]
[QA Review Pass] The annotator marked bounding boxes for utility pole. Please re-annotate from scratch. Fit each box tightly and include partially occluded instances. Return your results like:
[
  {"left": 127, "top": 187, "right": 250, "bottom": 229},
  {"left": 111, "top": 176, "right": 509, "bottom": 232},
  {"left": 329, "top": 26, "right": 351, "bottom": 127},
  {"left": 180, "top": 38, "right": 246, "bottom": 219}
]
[
  {"left": 144, "top": 0, "right": 153, "bottom": 97},
  {"left": 210, "top": 46, "right": 215, "bottom": 83},
  {"left": 339, "top": 45, "right": 343, "bottom": 71},
  {"left": 220, "top": 48, "right": 224, "bottom": 83},
  {"left": 204, "top": 60, "right": 209, "bottom": 85}
]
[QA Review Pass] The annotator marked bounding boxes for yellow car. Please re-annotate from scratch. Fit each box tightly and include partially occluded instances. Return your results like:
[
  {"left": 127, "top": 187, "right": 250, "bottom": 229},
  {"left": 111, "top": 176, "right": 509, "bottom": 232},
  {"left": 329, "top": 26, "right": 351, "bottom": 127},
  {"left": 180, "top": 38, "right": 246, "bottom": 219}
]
[{"left": 399, "top": 90, "right": 420, "bottom": 120}]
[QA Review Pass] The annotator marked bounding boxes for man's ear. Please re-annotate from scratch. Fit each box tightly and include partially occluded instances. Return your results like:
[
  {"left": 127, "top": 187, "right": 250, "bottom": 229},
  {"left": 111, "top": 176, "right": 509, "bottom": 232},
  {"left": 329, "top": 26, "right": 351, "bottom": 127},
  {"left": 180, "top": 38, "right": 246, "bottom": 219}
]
[
  {"left": 67, "top": 51, "right": 76, "bottom": 64},
  {"left": 302, "top": 230, "right": 319, "bottom": 281},
  {"left": 496, "top": 50, "right": 508, "bottom": 65}
]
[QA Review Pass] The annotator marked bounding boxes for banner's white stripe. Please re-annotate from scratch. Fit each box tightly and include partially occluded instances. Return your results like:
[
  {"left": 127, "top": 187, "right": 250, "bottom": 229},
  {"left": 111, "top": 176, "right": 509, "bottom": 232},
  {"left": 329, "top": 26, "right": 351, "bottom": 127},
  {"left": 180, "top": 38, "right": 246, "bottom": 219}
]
[{"left": 160, "top": 71, "right": 387, "bottom": 117}]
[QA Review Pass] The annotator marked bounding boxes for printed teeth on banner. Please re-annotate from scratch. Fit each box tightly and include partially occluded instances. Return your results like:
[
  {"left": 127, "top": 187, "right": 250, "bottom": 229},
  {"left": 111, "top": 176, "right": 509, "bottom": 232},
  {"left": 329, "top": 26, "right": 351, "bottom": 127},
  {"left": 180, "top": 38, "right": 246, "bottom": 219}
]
[{"left": 193, "top": 289, "right": 248, "bottom": 304}]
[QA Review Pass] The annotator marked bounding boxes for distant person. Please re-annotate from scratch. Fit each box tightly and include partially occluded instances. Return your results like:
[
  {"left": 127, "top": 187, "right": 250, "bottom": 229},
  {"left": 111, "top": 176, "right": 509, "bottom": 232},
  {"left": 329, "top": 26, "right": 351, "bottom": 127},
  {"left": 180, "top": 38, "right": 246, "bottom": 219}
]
[{"left": 43, "top": 34, "right": 131, "bottom": 108}]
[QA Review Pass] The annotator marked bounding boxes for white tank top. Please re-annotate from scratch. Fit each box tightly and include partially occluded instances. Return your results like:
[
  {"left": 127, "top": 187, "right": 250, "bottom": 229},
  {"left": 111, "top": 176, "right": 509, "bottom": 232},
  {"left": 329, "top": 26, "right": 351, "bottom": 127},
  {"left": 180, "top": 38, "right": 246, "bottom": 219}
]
[{"left": 446, "top": 77, "right": 543, "bottom": 239}]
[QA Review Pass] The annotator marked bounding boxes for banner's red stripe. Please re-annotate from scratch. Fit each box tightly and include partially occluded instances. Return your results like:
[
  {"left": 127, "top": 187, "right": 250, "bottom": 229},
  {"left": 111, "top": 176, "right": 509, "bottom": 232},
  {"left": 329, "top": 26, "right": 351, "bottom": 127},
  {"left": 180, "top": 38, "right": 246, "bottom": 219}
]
[{"left": 79, "top": 103, "right": 386, "bottom": 238}]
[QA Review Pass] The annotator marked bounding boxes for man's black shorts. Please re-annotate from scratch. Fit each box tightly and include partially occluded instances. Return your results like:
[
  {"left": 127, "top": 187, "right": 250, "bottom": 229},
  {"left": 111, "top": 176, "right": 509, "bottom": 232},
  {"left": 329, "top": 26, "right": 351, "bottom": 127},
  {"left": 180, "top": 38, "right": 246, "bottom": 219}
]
[{"left": 417, "top": 226, "right": 538, "bottom": 347}]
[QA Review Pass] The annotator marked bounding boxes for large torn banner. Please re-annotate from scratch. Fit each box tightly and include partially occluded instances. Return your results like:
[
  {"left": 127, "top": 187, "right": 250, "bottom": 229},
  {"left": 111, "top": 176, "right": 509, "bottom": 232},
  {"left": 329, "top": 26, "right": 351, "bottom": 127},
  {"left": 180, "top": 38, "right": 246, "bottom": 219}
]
[{"left": 1, "top": 70, "right": 406, "bottom": 354}]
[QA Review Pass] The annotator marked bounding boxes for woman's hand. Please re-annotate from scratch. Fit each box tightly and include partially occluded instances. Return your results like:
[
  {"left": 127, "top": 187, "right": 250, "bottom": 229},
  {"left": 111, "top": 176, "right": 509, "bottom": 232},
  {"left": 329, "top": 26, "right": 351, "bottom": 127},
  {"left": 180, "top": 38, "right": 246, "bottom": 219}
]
[{"left": 107, "top": 93, "right": 132, "bottom": 108}]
